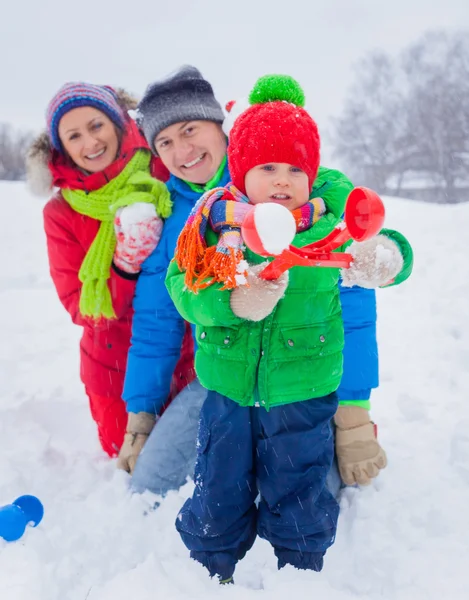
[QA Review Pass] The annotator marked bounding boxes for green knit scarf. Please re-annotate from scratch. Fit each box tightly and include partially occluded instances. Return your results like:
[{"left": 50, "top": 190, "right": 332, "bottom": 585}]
[{"left": 62, "top": 150, "right": 172, "bottom": 320}]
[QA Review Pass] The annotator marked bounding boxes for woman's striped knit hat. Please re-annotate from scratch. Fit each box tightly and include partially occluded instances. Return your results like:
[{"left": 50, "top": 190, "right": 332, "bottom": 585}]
[{"left": 46, "top": 82, "right": 126, "bottom": 152}]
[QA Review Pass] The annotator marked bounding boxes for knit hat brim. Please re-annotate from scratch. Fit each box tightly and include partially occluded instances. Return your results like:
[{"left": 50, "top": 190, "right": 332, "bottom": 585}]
[
  {"left": 47, "top": 83, "right": 133, "bottom": 152},
  {"left": 143, "top": 103, "right": 225, "bottom": 152}
]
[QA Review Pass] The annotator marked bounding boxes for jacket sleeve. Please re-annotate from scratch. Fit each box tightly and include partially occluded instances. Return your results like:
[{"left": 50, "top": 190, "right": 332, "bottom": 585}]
[
  {"left": 337, "top": 283, "right": 379, "bottom": 409},
  {"left": 315, "top": 167, "right": 414, "bottom": 286},
  {"left": 314, "top": 166, "right": 354, "bottom": 217},
  {"left": 379, "top": 228, "right": 414, "bottom": 287},
  {"left": 165, "top": 259, "right": 244, "bottom": 328},
  {"left": 337, "top": 229, "right": 413, "bottom": 408},
  {"left": 43, "top": 199, "right": 137, "bottom": 329},
  {"left": 313, "top": 169, "right": 376, "bottom": 409},
  {"left": 123, "top": 215, "right": 187, "bottom": 415}
]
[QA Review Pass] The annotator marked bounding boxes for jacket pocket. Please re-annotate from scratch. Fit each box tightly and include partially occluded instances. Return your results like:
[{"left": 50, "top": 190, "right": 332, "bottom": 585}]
[
  {"left": 278, "top": 320, "right": 343, "bottom": 358},
  {"left": 197, "top": 326, "right": 240, "bottom": 352}
]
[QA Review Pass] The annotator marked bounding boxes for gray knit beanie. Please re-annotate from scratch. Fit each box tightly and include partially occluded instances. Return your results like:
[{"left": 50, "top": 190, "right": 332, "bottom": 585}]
[{"left": 137, "top": 65, "right": 225, "bottom": 152}]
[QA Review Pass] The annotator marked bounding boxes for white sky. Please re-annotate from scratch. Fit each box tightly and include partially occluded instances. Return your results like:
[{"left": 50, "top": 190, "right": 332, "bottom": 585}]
[{"left": 2, "top": 0, "right": 468, "bottom": 161}]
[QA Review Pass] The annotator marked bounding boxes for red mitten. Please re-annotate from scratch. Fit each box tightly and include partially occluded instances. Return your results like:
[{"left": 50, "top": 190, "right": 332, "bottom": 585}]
[{"left": 114, "top": 203, "right": 163, "bottom": 274}]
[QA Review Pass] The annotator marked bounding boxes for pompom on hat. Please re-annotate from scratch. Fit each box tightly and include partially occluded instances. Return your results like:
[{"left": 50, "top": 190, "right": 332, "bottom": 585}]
[
  {"left": 46, "top": 82, "right": 127, "bottom": 152},
  {"left": 227, "top": 75, "right": 321, "bottom": 194}
]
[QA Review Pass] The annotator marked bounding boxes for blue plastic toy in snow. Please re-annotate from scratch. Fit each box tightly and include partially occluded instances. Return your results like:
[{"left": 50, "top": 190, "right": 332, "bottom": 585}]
[{"left": 0, "top": 495, "right": 44, "bottom": 542}]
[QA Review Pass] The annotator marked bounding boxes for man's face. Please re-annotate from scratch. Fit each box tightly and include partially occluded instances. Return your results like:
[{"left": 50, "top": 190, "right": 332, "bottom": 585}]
[{"left": 154, "top": 120, "right": 227, "bottom": 184}]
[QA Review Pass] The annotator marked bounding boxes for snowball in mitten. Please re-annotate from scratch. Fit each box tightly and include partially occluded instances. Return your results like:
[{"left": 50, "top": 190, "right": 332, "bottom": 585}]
[
  {"left": 114, "top": 203, "right": 163, "bottom": 274},
  {"left": 341, "top": 234, "right": 403, "bottom": 289}
]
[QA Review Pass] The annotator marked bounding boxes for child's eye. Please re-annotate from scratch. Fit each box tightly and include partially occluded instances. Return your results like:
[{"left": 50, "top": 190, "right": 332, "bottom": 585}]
[
  {"left": 261, "top": 164, "right": 275, "bottom": 172},
  {"left": 290, "top": 166, "right": 303, "bottom": 173},
  {"left": 69, "top": 133, "right": 80, "bottom": 141}
]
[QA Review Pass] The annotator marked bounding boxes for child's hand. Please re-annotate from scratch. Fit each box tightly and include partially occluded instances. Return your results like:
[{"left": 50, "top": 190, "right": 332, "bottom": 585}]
[
  {"left": 230, "top": 262, "right": 288, "bottom": 322},
  {"left": 340, "top": 234, "right": 403, "bottom": 288},
  {"left": 334, "top": 405, "right": 387, "bottom": 486},
  {"left": 113, "top": 204, "right": 164, "bottom": 274}
]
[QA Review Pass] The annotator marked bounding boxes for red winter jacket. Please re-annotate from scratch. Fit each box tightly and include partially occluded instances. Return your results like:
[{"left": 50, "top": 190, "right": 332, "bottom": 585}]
[{"left": 42, "top": 119, "right": 193, "bottom": 400}]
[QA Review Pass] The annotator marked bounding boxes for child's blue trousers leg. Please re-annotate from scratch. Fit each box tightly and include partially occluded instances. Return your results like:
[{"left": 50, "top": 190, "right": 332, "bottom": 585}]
[
  {"left": 175, "top": 391, "right": 258, "bottom": 580},
  {"left": 256, "top": 394, "right": 339, "bottom": 571},
  {"left": 175, "top": 391, "right": 339, "bottom": 578}
]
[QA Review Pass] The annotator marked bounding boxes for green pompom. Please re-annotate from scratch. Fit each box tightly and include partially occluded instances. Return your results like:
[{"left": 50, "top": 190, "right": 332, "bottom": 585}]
[{"left": 248, "top": 75, "right": 305, "bottom": 107}]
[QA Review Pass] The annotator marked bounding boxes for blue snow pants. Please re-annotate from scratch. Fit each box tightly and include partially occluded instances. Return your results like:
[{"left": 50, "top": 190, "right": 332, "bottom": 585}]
[{"left": 175, "top": 390, "right": 340, "bottom": 580}]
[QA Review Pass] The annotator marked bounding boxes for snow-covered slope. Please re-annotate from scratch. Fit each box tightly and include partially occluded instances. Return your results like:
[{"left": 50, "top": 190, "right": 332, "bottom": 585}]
[{"left": 0, "top": 182, "right": 467, "bottom": 599}]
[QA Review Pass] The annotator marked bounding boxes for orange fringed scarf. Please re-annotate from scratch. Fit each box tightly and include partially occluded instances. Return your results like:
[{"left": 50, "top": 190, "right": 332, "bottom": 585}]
[{"left": 175, "top": 183, "right": 325, "bottom": 293}]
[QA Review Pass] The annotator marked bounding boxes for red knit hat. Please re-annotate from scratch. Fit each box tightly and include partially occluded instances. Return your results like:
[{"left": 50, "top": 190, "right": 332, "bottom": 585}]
[{"left": 228, "top": 75, "right": 320, "bottom": 194}]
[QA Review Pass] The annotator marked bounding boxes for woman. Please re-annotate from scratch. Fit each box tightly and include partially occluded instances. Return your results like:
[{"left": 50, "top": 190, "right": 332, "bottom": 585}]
[
  {"left": 26, "top": 82, "right": 193, "bottom": 459},
  {"left": 122, "top": 66, "right": 385, "bottom": 490}
]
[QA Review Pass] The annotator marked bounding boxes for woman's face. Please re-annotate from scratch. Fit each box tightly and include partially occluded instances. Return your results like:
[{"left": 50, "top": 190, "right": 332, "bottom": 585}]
[
  {"left": 58, "top": 106, "right": 119, "bottom": 172},
  {"left": 153, "top": 120, "right": 227, "bottom": 184}
]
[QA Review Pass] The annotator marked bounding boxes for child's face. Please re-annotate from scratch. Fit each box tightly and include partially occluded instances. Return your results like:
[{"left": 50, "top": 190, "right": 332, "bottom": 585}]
[{"left": 244, "top": 163, "right": 310, "bottom": 211}]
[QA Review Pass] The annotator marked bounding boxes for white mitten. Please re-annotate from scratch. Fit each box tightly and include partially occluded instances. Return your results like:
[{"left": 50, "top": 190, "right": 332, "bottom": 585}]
[
  {"left": 230, "top": 262, "right": 289, "bottom": 322},
  {"left": 341, "top": 235, "right": 403, "bottom": 289},
  {"left": 114, "top": 203, "right": 163, "bottom": 274}
]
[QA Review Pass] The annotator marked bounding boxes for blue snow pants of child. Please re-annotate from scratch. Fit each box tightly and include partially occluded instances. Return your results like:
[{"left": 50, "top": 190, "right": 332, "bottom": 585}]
[{"left": 175, "top": 390, "right": 340, "bottom": 580}]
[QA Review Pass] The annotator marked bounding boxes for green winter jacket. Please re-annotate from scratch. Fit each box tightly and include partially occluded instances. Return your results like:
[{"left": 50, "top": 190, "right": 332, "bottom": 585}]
[{"left": 165, "top": 168, "right": 413, "bottom": 409}]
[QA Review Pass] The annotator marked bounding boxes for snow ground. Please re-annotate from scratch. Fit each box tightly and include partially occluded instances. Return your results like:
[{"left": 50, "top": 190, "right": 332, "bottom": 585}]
[{"left": 0, "top": 181, "right": 468, "bottom": 599}]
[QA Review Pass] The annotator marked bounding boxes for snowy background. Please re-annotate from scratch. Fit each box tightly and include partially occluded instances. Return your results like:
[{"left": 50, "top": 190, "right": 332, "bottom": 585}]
[
  {"left": 3, "top": 0, "right": 468, "bottom": 164},
  {"left": 0, "top": 181, "right": 467, "bottom": 599}
]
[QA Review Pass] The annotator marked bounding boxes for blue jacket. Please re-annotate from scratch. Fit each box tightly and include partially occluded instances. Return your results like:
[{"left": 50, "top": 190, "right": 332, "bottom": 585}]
[
  {"left": 338, "top": 283, "right": 378, "bottom": 404},
  {"left": 123, "top": 163, "right": 378, "bottom": 414},
  {"left": 123, "top": 167, "right": 231, "bottom": 414}
]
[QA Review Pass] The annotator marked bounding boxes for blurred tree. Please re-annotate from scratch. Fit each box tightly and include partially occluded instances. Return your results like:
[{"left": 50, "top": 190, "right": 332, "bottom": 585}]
[
  {"left": 331, "top": 30, "right": 469, "bottom": 203},
  {"left": 0, "top": 124, "right": 34, "bottom": 181}
]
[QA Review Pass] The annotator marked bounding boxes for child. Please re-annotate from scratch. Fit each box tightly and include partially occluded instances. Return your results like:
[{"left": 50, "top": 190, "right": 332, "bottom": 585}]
[{"left": 165, "top": 75, "right": 413, "bottom": 583}]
